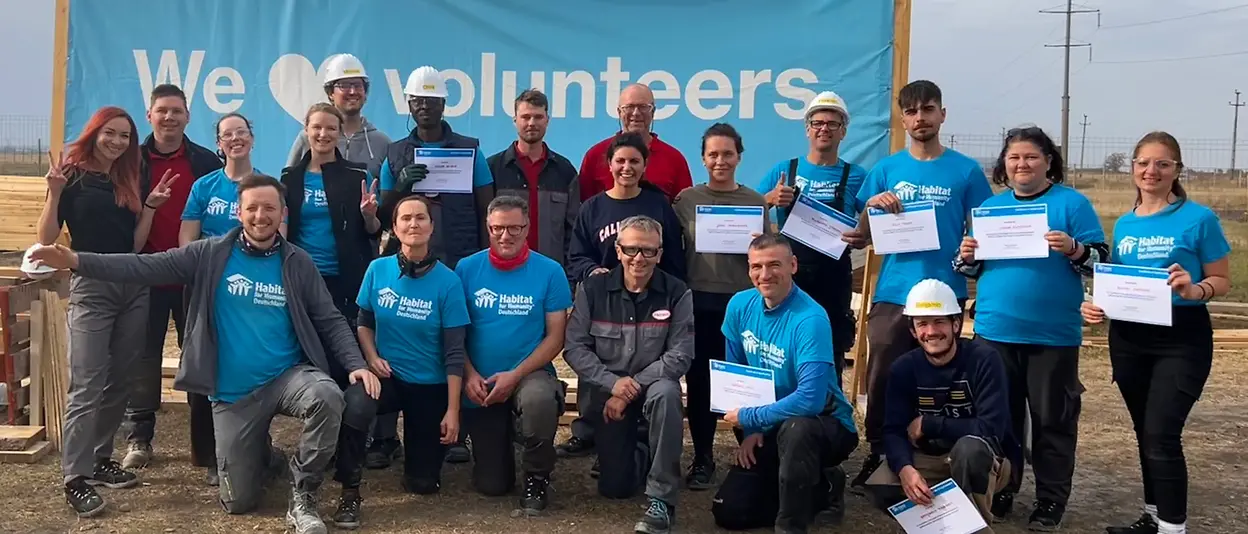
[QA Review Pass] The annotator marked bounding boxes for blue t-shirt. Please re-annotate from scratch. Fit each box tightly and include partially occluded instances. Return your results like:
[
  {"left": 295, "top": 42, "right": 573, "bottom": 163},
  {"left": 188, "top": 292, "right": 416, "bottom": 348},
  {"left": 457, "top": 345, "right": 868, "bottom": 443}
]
[
  {"left": 972, "top": 185, "right": 1105, "bottom": 346},
  {"left": 856, "top": 149, "right": 993, "bottom": 305},
  {"left": 455, "top": 250, "right": 573, "bottom": 380},
  {"left": 183, "top": 168, "right": 260, "bottom": 238},
  {"left": 721, "top": 286, "right": 856, "bottom": 435},
  {"left": 297, "top": 171, "right": 339, "bottom": 275},
  {"left": 356, "top": 256, "right": 471, "bottom": 384},
  {"left": 757, "top": 158, "right": 867, "bottom": 224},
  {"left": 378, "top": 140, "right": 494, "bottom": 192},
  {"left": 213, "top": 246, "right": 302, "bottom": 403},
  {"left": 1111, "top": 199, "right": 1231, "bottom": 306}
]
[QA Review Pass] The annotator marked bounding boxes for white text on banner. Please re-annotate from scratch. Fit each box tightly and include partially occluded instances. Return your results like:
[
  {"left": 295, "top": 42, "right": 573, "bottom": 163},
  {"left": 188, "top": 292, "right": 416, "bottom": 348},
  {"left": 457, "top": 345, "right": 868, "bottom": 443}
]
[
  {"left": 780, "top": 194, "right": 857, "bottom": 259},
  {"left": 1092, "top": 263, "right": 1173, "bottom": 327}
]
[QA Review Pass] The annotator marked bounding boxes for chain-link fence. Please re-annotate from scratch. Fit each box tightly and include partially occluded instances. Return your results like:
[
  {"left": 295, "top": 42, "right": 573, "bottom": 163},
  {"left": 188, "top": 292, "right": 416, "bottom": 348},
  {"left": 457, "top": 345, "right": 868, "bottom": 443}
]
[{"left": 0, "top": 115, "right": 51, "bottom": 175}]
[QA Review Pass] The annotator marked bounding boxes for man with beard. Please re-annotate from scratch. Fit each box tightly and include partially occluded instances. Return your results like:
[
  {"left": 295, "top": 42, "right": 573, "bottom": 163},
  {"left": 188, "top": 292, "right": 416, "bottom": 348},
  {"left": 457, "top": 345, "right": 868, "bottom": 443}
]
[
  {"left": 576, "top": 83, "right": 692, "bottom": 203},
  {"left": 376, "top": 65, "right": 495, "bottom": 464},
  {"left": 29, "top": 174, "right": 382, "bottom": 534},
  {"left": 842, "top": 80, "right": 994, "bottom": 491},
  {"left": 286, "top": 54, "right": 391, "bottom": 179},
  {"left": 123, "top": 84, "right": 223, "bottom": 470},
  {"left": 861, "top": 279, "right": 1011, "bottom": 526},
  {"left": 486, "top": 89, "right": 579, "bottom": 279}
]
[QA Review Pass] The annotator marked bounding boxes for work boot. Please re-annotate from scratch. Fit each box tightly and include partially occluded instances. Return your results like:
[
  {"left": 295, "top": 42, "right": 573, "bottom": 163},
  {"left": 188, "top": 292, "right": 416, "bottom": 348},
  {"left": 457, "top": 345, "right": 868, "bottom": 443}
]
[
  {"left": 992, "top": 491, "right": 1015, "bottom": 522},
  {"left": 88, "top": 459, "right": 140, "bottom": 489},
  {"left": 589, "top": 456, "right": 601, "bottom": 479},
  {"left": 205, "top": 465, "right": 220, "bottom": 487},
  {"left": 824, "top": 466, "right": 846, "bottom": 525},
  {"left": 121, "top": 441, "right": 152, "bottom": 469},
  {"left": 1106, "top": 514, "right": 1159, "bottom": 534},
  {"left": 634, "top": 497, "right": 674, "bottom": 534},
  {"left": 332, "top": 486, "right": 362, "bottom": 530},
  {"left": 555, "top": 435, "right": 595, "bottom": 458},
  {"left": 1028, "top": 499, "right": 1065, "bottom": 531},
  {"left": 364, "top": 438, "right": 401, "bottom": 470},
  {"left": 520, "top": 474, "right": 550, "bottom": 514},
  {"left": 446, "top": 436, "right": 471, "bottom": 464},
  {"left": 849, "top": 454, "right": 882, "bottom": 495},
  {"left": 685, "top": 455, "right": 715, "bottom": 490},
  {"left": 65, "top": 476, "right": 106, "bottom": 518},
  {"left": 286, "top": 488, "right": 327, "bottom": 534}
]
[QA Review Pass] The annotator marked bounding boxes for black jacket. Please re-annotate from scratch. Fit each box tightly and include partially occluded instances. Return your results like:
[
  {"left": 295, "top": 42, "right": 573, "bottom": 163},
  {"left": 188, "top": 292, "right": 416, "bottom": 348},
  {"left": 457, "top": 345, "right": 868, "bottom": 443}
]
[
  {"left": 280, "top": 149, "right": 380, "bottom": 294},
  {"left": 139, "top": 134, "right": 222, "bottom": 191},
  {"left": 487, "top": 143, "right": 580, "bottom": 270}
]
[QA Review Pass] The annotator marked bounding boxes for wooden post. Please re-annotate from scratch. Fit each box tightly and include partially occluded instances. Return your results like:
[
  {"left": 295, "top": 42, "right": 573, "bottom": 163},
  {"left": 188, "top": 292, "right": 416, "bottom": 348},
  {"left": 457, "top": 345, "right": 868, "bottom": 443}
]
[{"left": 50, "top": 0, "right": 71, "bottom": 159}]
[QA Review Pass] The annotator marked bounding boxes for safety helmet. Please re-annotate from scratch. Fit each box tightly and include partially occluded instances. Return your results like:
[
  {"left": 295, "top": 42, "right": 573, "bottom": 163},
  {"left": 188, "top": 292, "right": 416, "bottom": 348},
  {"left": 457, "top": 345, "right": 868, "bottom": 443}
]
[
  {"left": 804, "top": 90, "right": 850, "bottom": 125},
  {"left": 323, "top": 53, "right": 369, "bottom": 85},
  {"left": 404, "top": 66, "right": 448, "bottom": 99},
  {"left": 903, "top": 279, "right": 962, "bottom": 317}
]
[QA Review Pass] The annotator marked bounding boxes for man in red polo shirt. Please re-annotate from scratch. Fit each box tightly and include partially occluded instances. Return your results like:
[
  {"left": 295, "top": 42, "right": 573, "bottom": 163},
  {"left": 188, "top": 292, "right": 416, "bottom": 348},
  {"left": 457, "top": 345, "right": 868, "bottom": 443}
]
[
  {"left": 577, "top": 84, "right": 692, "bottom": 203},
  {"left": 122, "top": 84, "right": 223, "bottom": 473}
]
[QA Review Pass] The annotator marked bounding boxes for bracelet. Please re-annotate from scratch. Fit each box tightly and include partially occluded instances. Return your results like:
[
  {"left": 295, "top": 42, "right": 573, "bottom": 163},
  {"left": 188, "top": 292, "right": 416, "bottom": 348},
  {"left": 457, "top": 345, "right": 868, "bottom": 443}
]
[
  {"left": 1064, "top": 240, "right": 1080, "bottom": 257},
  {"left": 1197, "top": 283, "right": 1209, "bottom": 301},
  {"left": 143, "top": 202, "right": 158, "bottom": 210},
  {"left": 1201, "top": 281, "right": 1215, "bottom": 301}
]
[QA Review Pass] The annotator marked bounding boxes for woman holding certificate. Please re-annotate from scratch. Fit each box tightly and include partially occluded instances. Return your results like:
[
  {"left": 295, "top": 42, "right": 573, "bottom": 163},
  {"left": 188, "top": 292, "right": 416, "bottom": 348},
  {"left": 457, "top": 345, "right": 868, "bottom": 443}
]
[
  {"left": 671, "top": 123, "right": 769, "bottom": 489},
  {"left": 1081, "top": 132, "right": 1231, "bottom": 534},
  {"left": 953, "top": 126, "right": 1106, "bottom": 530}
]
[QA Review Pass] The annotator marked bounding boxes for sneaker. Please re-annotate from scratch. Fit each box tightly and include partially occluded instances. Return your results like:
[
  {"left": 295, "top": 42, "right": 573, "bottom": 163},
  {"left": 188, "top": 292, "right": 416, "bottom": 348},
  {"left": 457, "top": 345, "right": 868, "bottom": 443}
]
[
  {"left": 589, "top": 457, "right": 601, "bottom": 479},
  {"left": 824, "top": 466, "right": 846, "bottom": 525},
  {"left": 1106, "top": 513, "right": 1159, "bottom": 534},
  {"left": 520, "top": 474, "right": 550, "bottom": 514},
  {"left": 992, "top": 492, "right": 1015, "bottom": 522},
  {"left": 634, "top": 497, "right": 674, "bottom": 534},
  {"left": 1028, "top": 499, "right": 1064, "bottom": 531},
  {"left": 88, "top": 459, "right": 140, "bottom": 489},
  {"left": 332, "top": 487, "right": 362, "bottom": 530},
  {"left": 286, "top": 489, "right": 328, "bottom": 534},
  {"left": 556, "top": 436, "right": 595, "bottom": 458},
  {"left": 364, "top": 438, "right": 401, "bottom": 470},
  {"left": 205, "top": 466, "right": 220, "bottom": 487},
  {"left": 121, "top": 441, "right": 152, "bottom": 469},
  {"left": 65, "top": 476, "right": 106, "bottom": 518},
  {"left": 685, "top": 456, "right": 715, "bottom": 490},
  {"left": 848, "top": 454, "right": 882, "bottom": 495}
]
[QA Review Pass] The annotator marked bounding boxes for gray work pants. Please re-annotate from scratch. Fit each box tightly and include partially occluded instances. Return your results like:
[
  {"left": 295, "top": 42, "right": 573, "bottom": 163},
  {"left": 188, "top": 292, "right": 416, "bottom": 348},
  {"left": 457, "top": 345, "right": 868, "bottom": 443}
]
[
  {"left": 463, "top": 371, "right": 566, "bottom": 495},
  {"left": 214, "top": 364, "right": 344, "bottom": 514},
  {"left": 585, "top": 378, "right": 684, "bottom": 505},
  {"left": 62, "top": 275, "right": 150, "bottom": 480}
]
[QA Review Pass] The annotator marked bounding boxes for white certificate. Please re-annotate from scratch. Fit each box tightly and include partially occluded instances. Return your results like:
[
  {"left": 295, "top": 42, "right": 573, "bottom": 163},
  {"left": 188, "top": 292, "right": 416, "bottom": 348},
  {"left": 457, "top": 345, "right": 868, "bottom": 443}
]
[
  {"left": 971, "top": 204, "right": 1050, "bottom": 260},
  {"left": 1093, "top": 263, "right": 1173, "bottom": 327},
  {"left": 695, "top": 205, "right": 766, "bottom": 254},
  {"left": 780, "top": 194, "right": 857, "bottom": 260},
  {"left": 411, "top": 148, "right": 475, "bottom": 193},
  {"left": 868, "top": 200, "right": 941, "bottom": 255},
  {"left": 888, "top": 478, "right": 989, "bottom": 534},
  {"left": 709, "top": 360, "right": 776, "bottom": 414}
]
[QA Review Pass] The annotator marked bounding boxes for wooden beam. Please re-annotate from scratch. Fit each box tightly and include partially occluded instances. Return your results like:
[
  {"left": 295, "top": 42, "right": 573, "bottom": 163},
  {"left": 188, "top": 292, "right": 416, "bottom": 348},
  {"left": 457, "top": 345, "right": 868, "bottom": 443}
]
[
  {"left": 0, "top": 425, "right": 45, "bottom": 451},
  {"left": 889, "top": 0, "right": 913, "bottom": 153},
  {"left": 0, "top": 440, "right": 52, "bottom": 464},
  {"left": 50, "top": 0, "right": 71, "bottom": 159}
]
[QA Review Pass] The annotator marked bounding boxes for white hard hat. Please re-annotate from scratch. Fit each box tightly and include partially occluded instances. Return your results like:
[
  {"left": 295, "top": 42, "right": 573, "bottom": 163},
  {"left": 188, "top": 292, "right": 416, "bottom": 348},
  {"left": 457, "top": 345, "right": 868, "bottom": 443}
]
[
  {"left": 20, "top": 243, "right": 57, "bottom": 280},
  {"left": 403, "top": 66, "right": 448, "bottom": 99},
  {"left": 903, "top": 279, "right": 962, "bottom": 317},
  {"left": 805, "top": 90, "right": 850, "bottom": 124},
  {"left": 323, "top": 54, "right": 369, "bottom": 85}
]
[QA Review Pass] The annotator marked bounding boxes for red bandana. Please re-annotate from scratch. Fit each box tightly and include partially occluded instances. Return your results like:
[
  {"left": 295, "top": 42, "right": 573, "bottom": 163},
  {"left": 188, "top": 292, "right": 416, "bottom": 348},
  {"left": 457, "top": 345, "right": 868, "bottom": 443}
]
[{"left": 489, "top": 243, "right": 530, "bottom": 271}]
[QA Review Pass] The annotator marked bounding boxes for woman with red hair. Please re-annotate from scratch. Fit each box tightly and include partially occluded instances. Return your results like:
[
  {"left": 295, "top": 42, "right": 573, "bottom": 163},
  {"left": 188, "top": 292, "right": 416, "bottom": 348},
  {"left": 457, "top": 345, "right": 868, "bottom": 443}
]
[{"left": 35, "top": 106, "right": 180, "bottom": 518}]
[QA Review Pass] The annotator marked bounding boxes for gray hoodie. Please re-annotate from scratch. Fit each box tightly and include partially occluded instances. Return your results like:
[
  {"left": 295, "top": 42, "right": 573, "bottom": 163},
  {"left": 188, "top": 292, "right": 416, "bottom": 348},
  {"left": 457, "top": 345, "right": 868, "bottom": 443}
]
[{"left": 287, "top": 115, "right": 391, "bottom": 179}]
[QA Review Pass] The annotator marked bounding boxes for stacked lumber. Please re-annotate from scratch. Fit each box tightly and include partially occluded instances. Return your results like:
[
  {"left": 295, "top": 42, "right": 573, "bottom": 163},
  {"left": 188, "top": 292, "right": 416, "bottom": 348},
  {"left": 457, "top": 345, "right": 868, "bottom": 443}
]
[
  {"left": 32, "top": 289, "right": 69, "bottom": 450},
  {"left": 0, "top": 425, "right": 51, "bottom": 463},
  {"left": 0, "top": 176, "right": 59, "bottom": 251}
]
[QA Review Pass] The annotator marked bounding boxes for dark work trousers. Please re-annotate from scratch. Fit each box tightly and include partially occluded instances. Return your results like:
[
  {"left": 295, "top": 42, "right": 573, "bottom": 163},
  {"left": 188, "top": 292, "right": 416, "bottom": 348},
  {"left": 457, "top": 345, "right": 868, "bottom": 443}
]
[
  {"left": 712, "top": 416, "right": 859, "bottom": 531},
  {"left": 1109, "top": 305, "right": 1213, "bottom": 525},
  {"left": 321, "top": 274, "right": 400, "bottom": 444},
  {"left": 792, "top": 267, "right": 850, "bottom": 387},
  {"left": 584, "top": 379, "right": 684, "bottom": 505},
  {"left": 462, "top": 372, "right": 565, "bottom": 496},
  {"left": 125, "top": 285, "right": 185, "bottom": 444},
  {"left": 335, "top": 376, "right": 449, "bottom": 494},
  {"left": 322, "top": 350, "right": 385, "bottom": 490},
  {"left": 686, "top": 291, "right": 732, "bottom": 462},
  {"left": 978, "top": 337, "right": 1082, "bottom": 505},
  {"left": 183, "top": 283, "right": 216, "bottom": 469}
]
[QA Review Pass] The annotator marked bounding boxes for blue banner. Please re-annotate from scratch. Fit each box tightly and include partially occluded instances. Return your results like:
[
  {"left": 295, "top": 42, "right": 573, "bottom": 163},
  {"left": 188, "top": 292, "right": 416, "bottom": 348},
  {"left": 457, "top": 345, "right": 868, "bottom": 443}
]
[{"left": 66, "top": 0, "right": 896, "bottom": 191}]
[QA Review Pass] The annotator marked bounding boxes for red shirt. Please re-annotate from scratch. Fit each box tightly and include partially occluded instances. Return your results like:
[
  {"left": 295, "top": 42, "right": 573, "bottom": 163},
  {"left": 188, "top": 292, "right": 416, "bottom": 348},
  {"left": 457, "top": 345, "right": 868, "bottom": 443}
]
[
  {"left": 515, "top": 142, "right": 547, "bottom": 249},
  {"left": 577, "top": 132, "right": 693, "bottom": 202},
  {"left": 144, "top": 144, "right": 195, "bottom": 253}
]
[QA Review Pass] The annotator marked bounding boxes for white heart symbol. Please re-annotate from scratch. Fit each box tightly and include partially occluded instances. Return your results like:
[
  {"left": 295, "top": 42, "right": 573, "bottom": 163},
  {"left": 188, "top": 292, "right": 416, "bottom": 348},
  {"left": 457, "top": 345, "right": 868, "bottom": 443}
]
[{"left": 268, "top": 54, "right": 334, "bottom": 123}]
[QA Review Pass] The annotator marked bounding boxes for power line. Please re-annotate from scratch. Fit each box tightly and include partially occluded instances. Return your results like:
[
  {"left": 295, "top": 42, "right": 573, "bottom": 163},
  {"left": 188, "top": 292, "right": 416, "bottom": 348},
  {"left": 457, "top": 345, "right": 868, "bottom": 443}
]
[
  {"left": 1042, "top": 0, "right": 1099, "bottom": 171},
  {"left": 1100, "top": 3, "right": 1248, "bottom": 30},
  {"left": 1231, "top": 90, "right": 1244, "bottom": 181},
  {"left": 1093, "top": 49, "right": 1248, "bottom": 64}
]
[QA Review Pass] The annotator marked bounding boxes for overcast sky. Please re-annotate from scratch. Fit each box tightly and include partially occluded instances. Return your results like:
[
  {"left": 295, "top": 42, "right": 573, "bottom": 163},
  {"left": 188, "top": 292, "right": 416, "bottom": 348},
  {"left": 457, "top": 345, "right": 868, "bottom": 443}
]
[{"left": 2, "top": 0, "right": 1245, "bottom": 142}]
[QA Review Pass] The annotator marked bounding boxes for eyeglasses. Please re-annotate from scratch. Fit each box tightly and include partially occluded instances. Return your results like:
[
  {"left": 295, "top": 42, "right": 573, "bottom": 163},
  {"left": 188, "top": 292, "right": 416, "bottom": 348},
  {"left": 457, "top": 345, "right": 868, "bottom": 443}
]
[
  {"left": 333, "top": 81, "right": 366, "bottom": 92},
  {"left": 218, "top": 129, "right": 252, "bottom": 141},
  {"left": 618, "top": 245, "right": 661, "bottom": 258},
  {"left": 808, "top": 120, "right": 843, "bottom": 131},
  {"left": 1132, "top": 158, "right": 1179, "bottom": 171},
  {"left": 619, "top": 104, "right": 655, "bottom": 114},
  {"left": 488, "top": 224, "right": 528, "bottom": 236},
  {"left": 408, "top": 96, "right": 444, "bottom": 109}
]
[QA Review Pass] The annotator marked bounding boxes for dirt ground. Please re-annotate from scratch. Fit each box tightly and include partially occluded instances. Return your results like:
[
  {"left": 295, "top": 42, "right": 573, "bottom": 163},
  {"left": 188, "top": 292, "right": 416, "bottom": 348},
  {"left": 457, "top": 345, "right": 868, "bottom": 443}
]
[{"left": 3, "top": 338, "right": 1248, "bottom": 532}]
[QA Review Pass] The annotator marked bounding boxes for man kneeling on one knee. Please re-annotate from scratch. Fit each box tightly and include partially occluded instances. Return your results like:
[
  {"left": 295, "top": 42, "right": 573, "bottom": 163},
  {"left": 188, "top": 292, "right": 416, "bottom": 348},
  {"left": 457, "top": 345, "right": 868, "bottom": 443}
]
[
  {"left": 563, "top": 215, "right": 694, "bottom": 534},
  {"left": 30, "top": 174, "right": 382, "bottom": 534},
  {"left": 711, "top": 235, "right": 859, "bottom": 534},
  {"left": 864, "top": 279, "right": 1014, "bottom": 529}
]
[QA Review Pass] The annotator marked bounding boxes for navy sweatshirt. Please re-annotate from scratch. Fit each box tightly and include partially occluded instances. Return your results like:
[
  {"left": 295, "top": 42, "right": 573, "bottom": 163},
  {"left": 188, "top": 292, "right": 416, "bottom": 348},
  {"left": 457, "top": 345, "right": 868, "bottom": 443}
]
[
  {"left": 568, "top": 186, "right": 686, "bottom": 283},
  {"left": 883, "top": 338, "right": 1012, "bottom": 475}
]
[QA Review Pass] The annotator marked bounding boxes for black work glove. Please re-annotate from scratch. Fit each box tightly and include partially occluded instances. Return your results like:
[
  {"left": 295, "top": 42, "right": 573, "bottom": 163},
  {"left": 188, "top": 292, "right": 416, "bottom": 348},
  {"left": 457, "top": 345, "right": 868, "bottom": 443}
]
[{"left": 396, "top": 163, "right": 429, "bottom": 193}]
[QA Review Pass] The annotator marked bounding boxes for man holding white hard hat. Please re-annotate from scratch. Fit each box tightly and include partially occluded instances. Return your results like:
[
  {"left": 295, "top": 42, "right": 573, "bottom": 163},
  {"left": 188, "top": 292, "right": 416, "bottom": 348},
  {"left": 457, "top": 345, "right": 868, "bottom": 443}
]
[{"left": 286, "top": 53, "right": 391, "bottom": 178}]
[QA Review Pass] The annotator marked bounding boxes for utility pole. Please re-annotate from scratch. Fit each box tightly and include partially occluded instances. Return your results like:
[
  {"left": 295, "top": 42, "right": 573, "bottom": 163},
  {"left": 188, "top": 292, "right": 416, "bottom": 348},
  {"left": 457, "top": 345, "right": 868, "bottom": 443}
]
[
  {"left": 1042, "top": 1, "right": 1098, "bottom": 172},
  {"left": 1078, "top": 114, "right": 1090, "bottom": 180},
  {"left": 1231, "top": 90, "right": 1243, "bottom": 184}
]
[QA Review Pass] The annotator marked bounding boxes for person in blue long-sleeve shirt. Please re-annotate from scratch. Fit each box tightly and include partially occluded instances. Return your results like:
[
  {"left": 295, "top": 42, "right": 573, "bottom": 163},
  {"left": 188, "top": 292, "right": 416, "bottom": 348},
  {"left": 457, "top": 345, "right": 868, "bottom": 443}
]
[
  {"left": 711, "top": 234, "right": 858, "bottom": 533},
  {"left": 862, "top": 278, "right": 1014, "bottom": 526}
]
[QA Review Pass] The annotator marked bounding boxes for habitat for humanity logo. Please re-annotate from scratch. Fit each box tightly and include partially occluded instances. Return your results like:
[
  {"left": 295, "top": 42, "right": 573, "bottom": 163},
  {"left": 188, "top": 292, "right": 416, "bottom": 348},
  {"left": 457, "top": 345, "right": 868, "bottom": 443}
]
[
  {"left": 207, "top": 197, "right": 238, "bottom": 217},
  {"left": 893, "top": 180, "right": 951, "bottom": 205},
  {"left": 378, "top": 287, "right": 433, "bottom": 320},
  {"left": 226, "top": 273, "right": 284, "bottom": 307},
  {"left": 740, "top": 330, "right": 786, "bottom": 368},
  {"left": 304, "top": 188, "right": 327, "bottom": 208},
  {"left": 1117, "top": 235, "right": 1175, "bottom": 260},
  {"left": 474, "top": 287, "right": 534, "bottom": 316}
]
